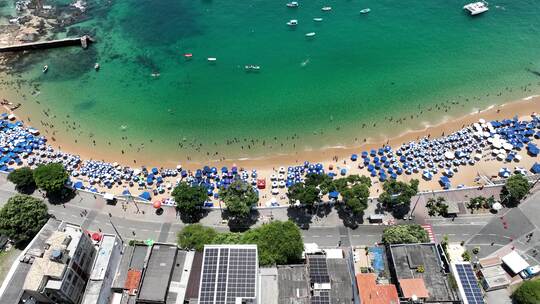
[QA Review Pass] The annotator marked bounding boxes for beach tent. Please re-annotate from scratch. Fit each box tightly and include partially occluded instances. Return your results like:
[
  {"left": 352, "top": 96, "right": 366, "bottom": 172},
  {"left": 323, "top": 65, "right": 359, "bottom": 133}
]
[
  {"left": 73, "top": 181, "right": 84, "bottom": 190},
  {"left": 439, "top": 176, "right": 451, "bottom": 189},
  {"left": 153, "top": 200, "right": 162, "bottom": 209},
  {"left": 329, "top": 191, "right": 339, "bottom": 199},
  {"left": 122, "top": 189, "right": 131, "bottom": 196},
  {"left": 531, "top": 163, "right": 540, "bottom": 174},
  {"left": 139, "top": 191, "right": 151, "bottom": 201},
  {"left": 527, "top": 143, "right": 539, "bottom": 156}
]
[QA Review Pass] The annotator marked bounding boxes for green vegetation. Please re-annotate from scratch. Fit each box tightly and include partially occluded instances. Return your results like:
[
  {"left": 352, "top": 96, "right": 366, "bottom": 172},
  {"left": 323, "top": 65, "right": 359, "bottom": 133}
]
[
  {"left": 512, "top": 280, "right": 540, "bottom": 304},
  {"left": 220, "top": 180, "right": 258, "bottom": 219},
  {"left": 335, "top": 175, "right": 371, "bottom": 215},
  {"left": 417, "top": 265, "right": 425, "bottom": 273},
  {"left": 176, "top": 221, "right": 303, "bottom": 266},
  {"left": 379, "top": 179, "right": 419, "bottom": 216},
  {"left": 177, "top": 224, "right": 218, "bottom": 251},
  {"left": 7, "top": 167, "right": 36, "bottom": 194},
  {"left": 461, "top": 250, "right": 471, "bottom": 261},
  {"left": 382, "top": 224, "right": 429, "bottom": 244},
  {"left": 172, "top": 182, "right": 208, "bottom": 220},
  {"left": 33, "top": 163, "right": 69, "bottom": 196},
  {"left": 287, "top": 182, "right": 321, "bottom": 208},
  {"left": 0, "top": 195, "right": 49, "bottom": 248},
  {"left": 501, "top": 174, "right": 531, "bottom": 206},
  {"left": 426, "top": 197, "right": 448, "bottom": 217},
  {"left": 467, "top": 196, "right": 495, "bottom": 212}
]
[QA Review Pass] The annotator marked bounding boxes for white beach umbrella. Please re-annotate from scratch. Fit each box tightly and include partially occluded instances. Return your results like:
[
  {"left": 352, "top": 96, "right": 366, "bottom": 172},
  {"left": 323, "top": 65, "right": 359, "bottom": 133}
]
[
  {"left": 479, "top": 118, "right": 486, "bottom": 124},
  {"left": 444, "top": 151, "right": 455, "bottom": 160},
  {"left": 492, "top": 202, "right": 503, "bottom": 211},
  {"left": 514, "top": 154, "right": 522, "bottom": 162},
  {"left": 474, "top": 153, "right": 482, "bottom": 160}
]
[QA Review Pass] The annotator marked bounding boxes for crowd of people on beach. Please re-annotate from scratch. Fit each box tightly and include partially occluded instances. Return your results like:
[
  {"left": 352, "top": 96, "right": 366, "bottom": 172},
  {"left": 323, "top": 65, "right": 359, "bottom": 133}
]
[{"left": 0, "top": 110, "right": 539, "bottom": 208}]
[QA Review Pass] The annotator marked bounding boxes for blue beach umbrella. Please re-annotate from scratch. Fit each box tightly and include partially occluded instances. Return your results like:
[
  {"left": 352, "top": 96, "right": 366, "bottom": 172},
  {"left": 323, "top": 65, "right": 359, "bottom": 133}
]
[
  {"left": 329, "top": 191, "right": 339, "bottom": 199},
  {"left": 351, "top": 154, "right": 358, "bottom": 161},
  {"left": 139, "top": 191, "right": 151, "bottom": 201},
  {"left": 531, "top": 163, "right": 540, "bottom": 174},
  {"left": 73, "top": 181, "right": 84, "bottom": 189}
]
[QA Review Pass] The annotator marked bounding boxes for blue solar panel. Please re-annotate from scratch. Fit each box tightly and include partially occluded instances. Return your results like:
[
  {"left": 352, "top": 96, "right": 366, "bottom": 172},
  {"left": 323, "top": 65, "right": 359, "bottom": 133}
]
[{"left": 455, "top": 263, "right": 484, "bottom": 304}]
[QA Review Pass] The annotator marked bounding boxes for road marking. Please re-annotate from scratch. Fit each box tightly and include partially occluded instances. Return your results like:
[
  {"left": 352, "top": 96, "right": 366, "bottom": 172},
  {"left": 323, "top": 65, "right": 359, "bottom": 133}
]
[
  {"left": 154, "top": 230, "right": 161, "bottom": 233},
  {"left": 326, "top": 235, "right": 333, "bottom": 237},
  {"left": 312, "top": 235, "right": 320, "bottom": 238},
  {"left": 448, "top": 234, "right": 456, "bottom": 236},
  {"left": 367, "top": 234, "right": 374, "bottom": 237},
  {"left": 141, "top": 229, "right": 149, "bottom": 232}
]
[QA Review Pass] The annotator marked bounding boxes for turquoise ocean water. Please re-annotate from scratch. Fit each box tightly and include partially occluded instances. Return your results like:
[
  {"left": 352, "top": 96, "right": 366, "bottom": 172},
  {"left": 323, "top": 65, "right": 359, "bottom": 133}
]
[{"left": 2, "top": 0, "right": 540, "bottom": 162}]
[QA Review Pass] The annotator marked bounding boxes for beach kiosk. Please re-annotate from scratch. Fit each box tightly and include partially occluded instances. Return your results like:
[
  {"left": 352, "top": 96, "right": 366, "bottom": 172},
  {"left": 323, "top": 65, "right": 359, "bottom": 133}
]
[
  {"left": 368, "top": 214, "right": 384, "bottom": 223},
  {"left": 257, "top": 178, "right": 266, "bottom": 189},
  {"left": 502, "top": 251, "right": 530, "bottom": 275},
  {"left": 104, "top": 193, "right": 116, "bottom": 205}
]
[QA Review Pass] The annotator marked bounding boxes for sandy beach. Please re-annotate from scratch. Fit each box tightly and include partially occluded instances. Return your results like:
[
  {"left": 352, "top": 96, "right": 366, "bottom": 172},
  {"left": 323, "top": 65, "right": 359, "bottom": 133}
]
[{"left": 1, "top": 88, "right": 538, "bottom": 201}]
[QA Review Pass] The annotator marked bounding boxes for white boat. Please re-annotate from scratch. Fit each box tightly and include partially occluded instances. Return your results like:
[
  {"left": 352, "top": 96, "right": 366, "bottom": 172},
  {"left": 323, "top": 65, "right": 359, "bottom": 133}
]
[
  {"left": 287, "top": 19, "right": 298, "bottom": 26},
  {"left": 245, "top": 65, "right": 261, "bottom": 72},
  {"left": 207, "top": 57, "right": 217, "bottom": 62},
  {"left": 321, "top": 6, "right": 332, "bottom": 11},
  {"left": 360, "top": 8, "right": 371, "bottom": 14},
  {"left": 42, "top": 65, "right": 48, "bottom": 73},
  {"left": 313, "top": 17, "right": 323, "bottom": 22},
  {"left": 286, "top": 1, "right": 299, "bottom": 8},
  {"left": 94, "top": 63, "right": 100, "bottom": 70},
  {"left": 305, "top": 32, "right": 316, "bottom": 37},
  {"left": 463, "top": 2, "right": 488, "bottom": 15}
]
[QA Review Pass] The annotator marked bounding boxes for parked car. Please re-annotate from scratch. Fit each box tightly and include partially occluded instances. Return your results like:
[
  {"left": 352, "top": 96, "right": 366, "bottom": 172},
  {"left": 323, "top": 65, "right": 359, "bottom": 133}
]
[{"left": 519, "top": 265, "right": 540, "bottom": 279}]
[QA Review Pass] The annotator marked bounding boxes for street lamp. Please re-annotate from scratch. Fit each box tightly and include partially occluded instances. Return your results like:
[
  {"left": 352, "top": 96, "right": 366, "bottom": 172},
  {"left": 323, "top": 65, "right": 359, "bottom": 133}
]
[{"left": 108, "top": 212, "right": 124, "bottom": 243}]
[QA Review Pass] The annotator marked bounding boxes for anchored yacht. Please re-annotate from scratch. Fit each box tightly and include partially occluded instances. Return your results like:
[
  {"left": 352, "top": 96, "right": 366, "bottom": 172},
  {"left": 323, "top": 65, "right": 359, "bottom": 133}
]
[{"left": 464, "top": 2, "right": 488, "bottom": 15}]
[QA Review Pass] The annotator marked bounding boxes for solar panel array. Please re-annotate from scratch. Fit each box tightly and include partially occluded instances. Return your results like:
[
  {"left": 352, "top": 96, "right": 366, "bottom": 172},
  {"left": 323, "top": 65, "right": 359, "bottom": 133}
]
[
  {"left": 455, "top": 264, "right": 484, "bottom": 304},
  {"left": 310, "top": 290, "right": 330, "bottom": 304},
  {"left": 308, "top": 255, "right": 330, "bottom": 284},
  {"left": 199, "top": 246, "right": 257, "bottom": 304}
]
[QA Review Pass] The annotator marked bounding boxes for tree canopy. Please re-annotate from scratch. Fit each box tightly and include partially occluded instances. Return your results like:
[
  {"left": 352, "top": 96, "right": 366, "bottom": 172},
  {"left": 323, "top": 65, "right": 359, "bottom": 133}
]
[
  {"left": 220, "top": 179, "right": 258, "bottom": 219},
  {"left": 176, "top": 221, "right": 304, "bottom": 266},
  {"left": 172, "top": 182, "right": 208, "bottom": 220},
  {"left": 426, "top": 197, "right": 448, "bottom": 217},
  {"left": 7, "top": 167, "right": 36, "bottom": 193},
  {"left": 382, "top": 224, "right": 429, "bottom": 244},
  {"left": 177, "top": 224, "right": 218, "bottom": 251},
  {"left": 33, "top": 163, "right": 69, "bottom": 195},
  {"left": 379, "top": 179, "right": 419, "bottom": 216},
  {"left": 287, "top": 182, "right": 321, "bottom": 208},
  {"left": 467, "top": 196, "right": 495, "bottom": 212},
  {"left": 502, "top": 174, "right": 530, "bottom": 206},
  {"left": 512, "top": 280, "right": 540, "bottom": 304},
  {"left": 0, "top": 194, "right": 49, "bottom": 248},
  {"left": 338, "top": 176, "right": 371, "bottom": 215}
]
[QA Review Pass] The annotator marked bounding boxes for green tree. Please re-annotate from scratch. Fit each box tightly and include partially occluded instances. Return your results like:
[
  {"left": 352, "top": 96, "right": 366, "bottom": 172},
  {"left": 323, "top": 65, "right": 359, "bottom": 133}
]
[
  {"left": 172, "top": 182, "right": 207, "bottom": 220},
  {"left": 33, "top": 163, "right": 69, "bottom": 195},
  {"left": 379, "top": 179, "right": 419, "bottom": 216},
  {"left": 287, "top": 183, "right": 321, "bottom": 208},
  {"left": 467, "top": 196, "right": 486, "bottom": 212},
  {"left": 0, "top": 195, "right": 48, "bottom": 248},
  {"left": 242, "top": 221, "right": 303, "bottom": 265},
  {"left": 7, "top": 167, "right": 36, "bottom": 193},
  {"left": 512, "top": 280, "right": 540, "bottom": 304},
  {"left": 176, "top": 224, "right": 217, "bottom": 251},
  {"left": 461, "top": 250, "right": 471, "bottom": 261},
  {"left": 220, "top": 180, "right": 258, "bottom": 219},
  {"left": 342, "top": 183, "right": 370, "bottom": 214},
  {"left": 501, "top": 174, "right": 530, "bottom": 206},
  {"left": 382, "top": 224, "right": 429, "bottom": 244},
  {"left": 212, "top": 232, "right": 243, "bottom": 245},
  {"left": 426, "top": 197, "right": 448, "bottom": 217}
]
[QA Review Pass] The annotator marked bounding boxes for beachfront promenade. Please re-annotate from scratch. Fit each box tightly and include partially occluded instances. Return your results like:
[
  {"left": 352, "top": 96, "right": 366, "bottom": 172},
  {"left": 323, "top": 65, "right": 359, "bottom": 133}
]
[{"left": 0, "top": 174, "right": 516, "bottom": 245}]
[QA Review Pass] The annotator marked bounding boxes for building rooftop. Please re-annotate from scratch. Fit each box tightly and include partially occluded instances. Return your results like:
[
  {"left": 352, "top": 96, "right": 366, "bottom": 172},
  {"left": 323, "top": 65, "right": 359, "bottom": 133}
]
[
  {"left": 277, "top": 265, "right": 310, "bottom": 304},
  {"left": 502, "top": 251, "right": 529, "bottom": 274},
  {"left": 355, "top": 273, "right": 399, "bottom": 304},
  {"left": 399, "top": 278, "right": 430, "bottom": 299},
  {"left": 81, "top": 234, "right": 122, "bottom": 304},
  {"left": 389, "top": 243, "right": 458, "bottom": 302},
  {"left": 138, "top": 244, "right": 178, "bottom": 302},
  {"left": 326, "top": 258, "right": 353, "bottom": 304},
  {"left": 259, "top": 267, "right": 278, "bottom": 304},
  {"left": 184, "top": 251, "right": 203, "bottom": 302},
  {"left": 22, "top": 223, "right": 84, "bottom": 292},
  {"left": 479, "top": 256, "right": 502, "bottom": 268}
]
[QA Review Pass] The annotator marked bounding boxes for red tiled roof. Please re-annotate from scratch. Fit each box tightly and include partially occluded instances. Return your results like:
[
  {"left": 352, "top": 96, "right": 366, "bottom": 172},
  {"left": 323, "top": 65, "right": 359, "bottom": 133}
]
[
  {"left": 356, "top": 274, "right": 399, "bottom": 304},
  {"left": 399, "top": 278, "right": 429, "bottom": 299},
  {"left": 125, "top": 269, "right": 142, "bottom": 294}
]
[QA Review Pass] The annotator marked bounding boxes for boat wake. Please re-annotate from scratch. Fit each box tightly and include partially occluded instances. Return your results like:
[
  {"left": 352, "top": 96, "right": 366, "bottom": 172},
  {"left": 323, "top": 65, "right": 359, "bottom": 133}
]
[{"left": 300, "top": 58, "right": 310, "bottom": 67}]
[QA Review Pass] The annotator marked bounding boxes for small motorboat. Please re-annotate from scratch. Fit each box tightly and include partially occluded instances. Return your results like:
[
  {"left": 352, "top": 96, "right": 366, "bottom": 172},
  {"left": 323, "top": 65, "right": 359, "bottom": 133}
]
[
  {"left": 360, "top": 8, "right": 371, "bottom": 14},
  {"left": 151, "top": 73, "right": 160, "bottom": 77},
  {"left": 184, "top": 53, "right": 193, "bottom": 59},
  {"left": 94, "top": 63, "right": 100, "bottom": 70},
  {"left": 321, "top": 6, "right": 332, "bottom": 11},
  {"left": 313, "top": 17, "right": 323, "bottom": 22},
  {"left": 286, "top": 1, "right": 299, "bottom": 8},
  {"left": 245, "top": 65, "right": 261, "bottom": 72},
  {"left": 305, "top": 32, "right": 316, "bottom": 37},
  {"left": 208, "top": 57, "right": 217, "bottom": 62},
  {"left": 287, "top": 19, "right": 298, "bottom": 26},
  {"left": 42, "top": 65, "right": 48, "bottom": 73}
]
